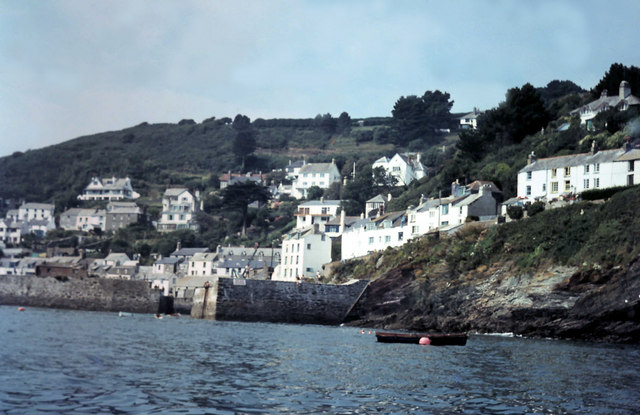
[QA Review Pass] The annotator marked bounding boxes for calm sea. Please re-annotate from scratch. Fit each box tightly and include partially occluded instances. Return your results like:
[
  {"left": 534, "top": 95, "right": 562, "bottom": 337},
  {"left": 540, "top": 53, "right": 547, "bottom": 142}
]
[{"left": 1, "top": 306, "right": 639, "bottom": 414}]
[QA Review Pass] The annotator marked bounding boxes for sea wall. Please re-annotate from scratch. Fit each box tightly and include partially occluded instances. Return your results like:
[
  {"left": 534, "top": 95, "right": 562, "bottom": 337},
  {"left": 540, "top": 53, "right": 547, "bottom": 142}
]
[
  {"left": 0, "top": 275, "right": 161, "bottom": 313},
  {"left": 192, "top": 277, "right": 370, "bottom": 325}
]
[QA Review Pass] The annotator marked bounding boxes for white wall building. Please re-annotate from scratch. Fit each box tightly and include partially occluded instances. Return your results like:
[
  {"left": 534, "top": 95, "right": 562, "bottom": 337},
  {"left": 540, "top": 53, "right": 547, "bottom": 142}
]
[
  {"left": 372, "top": 153, "right": 426, "bottom": 186},
  {"left": 59, "top": 208, "right": 106, "bottom": 232},
  {"left": 291, "top": 161, "right": 341, "bottom": 199},
  {"left": 294, "top": 199, "right": 341, "bottom": 229},
  {"left": 157, "top": 188, "right": 199, "bottom": 233},
  {"left": 459, "top": 108, "right": 483, "bottom": 130},
  {"left": 78, "top": 176, "right": 140, "bottom": 201},
  {"left": 187, "top": 252, "right": 217, "bottom": 276},
  {"left": 517, "top": 143, "right": 640, "bottom": 200},
  {"left": 341, "top": 211, "right": 408, "bottom": 260},
  {"left": 18, "top": 203, "right": 55, "bottom": 222},
  {"left": 277, "top": 224, "right": 331, "bottom": 281}
]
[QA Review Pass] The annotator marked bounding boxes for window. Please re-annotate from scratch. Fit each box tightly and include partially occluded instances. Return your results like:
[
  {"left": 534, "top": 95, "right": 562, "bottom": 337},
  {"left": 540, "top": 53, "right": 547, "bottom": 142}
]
[
  {"left": 594, "top": 178, "right": 600, "bottom": 188},
  {"left": 398, "top": 232, "right": 403, "bottom": 241},
  {"left": 628, "top": 175, "right": 634, "bottom": 186},
  {"left": 594, "top": 163, "right": 600, "bottom": 173},
  {"left": 307, "top": 243, "right": 311, "bottom": 250},
  {"left": 429, "top": 211, "right": 435, "bottom": 218},
  {"left": 441, "top": 204, "right": 449, "bottom": 215},
  {"left": 584, "top": 179, "right": 590, "bottom": 189},
  {"left": 384, "top": 235, "right": 391, "bottom": 243},
  {"left": 411, "top": 226, "right": 419, "bottom": 234},
  {"left": 321, "top": 207, "right": 329, "bottom": 214},
  {"left": 551, "top": 168, "right": 557, "bottom": 178},
  {"left": 306, "top": 267, "right": 313, "bottom": 272},
  {"left": 564, "top": 180, "right": 571, "bottom": 192},
  {"left": 526, "top": 171, "right": 532, "bottom": 180},
  {"left": 629, "top": 161, "right": 635, "bottom": 172},
  {"left": 551, "top": 182, "right": 558, "bottom": 193},
  {"left": 392, "top": 166, "right": 401, "bottom": 172},
  {"left": 368, "top": 237, "right": 374, "bottom": 245},
  {"left": 584, "top": 165, "right": 590, "bottom": 174},
  {"left": 542, "top": 183, "right": 546, "bottom": 192},
  {"left": 564, "top": 167, "right": 570, "bottom": 177},
  {"left": 526, "top": 186, "right": 531, "bottom": 196}
]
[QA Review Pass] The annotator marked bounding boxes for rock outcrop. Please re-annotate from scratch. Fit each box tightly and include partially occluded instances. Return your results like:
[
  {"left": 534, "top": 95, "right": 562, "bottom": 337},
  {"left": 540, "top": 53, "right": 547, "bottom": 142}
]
[{"left": 345, "top": 259, "right": 640, "bottom": 343}]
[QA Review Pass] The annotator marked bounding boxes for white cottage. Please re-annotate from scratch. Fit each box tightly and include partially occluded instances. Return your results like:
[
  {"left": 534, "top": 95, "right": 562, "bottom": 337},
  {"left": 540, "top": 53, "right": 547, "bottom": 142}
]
[
  {"left": 291, "top": 161, "right": 341, "bottom": 199},
  {"left": 78, "top": 176, "right": 140, "bottom": 201},
  {"left": 294, "top": 199, "right": 341, "bottom": 229},
  {"left": 277, "top": 224, "right": 331, "bottom": 281},
  {"left": 517, "top": 142, "right": 640, "bottom": 200},
  {"left": 157, "top": 188, "right": 199, "bottom": 233},
  {"left": 372, "top": 153, "right": 426, "bottom": 186}
]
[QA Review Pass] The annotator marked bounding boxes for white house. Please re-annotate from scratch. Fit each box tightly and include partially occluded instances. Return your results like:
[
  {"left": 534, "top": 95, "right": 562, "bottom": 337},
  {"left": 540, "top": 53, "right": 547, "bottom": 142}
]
[
  {"left": 459, "top": 108, "right": 483, "bottom": 130},
  {"left": 277, "top": 224, "right": 331, "bottom": 281},
  {"left": 212, "top": 245, "right": 280, "bottom": 278},
  {"left": 219, "top": 171, "right": 266, "bottom": 189},
  {"left": 78, "top": 176, "right": 140, "bottom": 201},
  {"left": 294, "top": 199, "right": 341, "bottom": 229},
  {"left": 59, "top": 208, "right": 106, "bottom": 232},
  {"left": 323, "top": 210, "right": 361, "bottom": 238},
  {"left": 0, "top": 220, "right": 22, "bottom": 244},
  {"left": 341, "top": 211, "right": 408, "bottom": 260},
  {"left": 571, "top": 81, "right": 640, "bottom": 129},
  {"left": 157, "top": 188, "right": 199, "bottom": 233},
  {"left": 187, "top": 252, "right": 217, "bottom": 276},
  {"left": 517, "top": 142, "right": 640, "bottom": 200},
  {"left": 372, "top": 153, "right": 426, "bottom": 186},
  {"left": 291, "top": 161, "right": 341, "bottom": 199},
  {"left": 365, "top": 194, "right": 392, "bottom": 218},
  {"left": 18, "top": 203, "right": 55, "bottom": 222},
  {"left": 408, "top": 181, "right": 502, "bottom": 234}
]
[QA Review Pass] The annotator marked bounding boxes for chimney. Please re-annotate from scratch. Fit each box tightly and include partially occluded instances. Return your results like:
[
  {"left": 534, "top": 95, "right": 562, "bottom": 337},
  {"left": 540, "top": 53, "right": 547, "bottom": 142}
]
[
  {"left": 601, "top": 89, "right": 608, "bottom": 98},
  {"left": 387, "top": 193, "right": 392, "bottom": 202},
  {"left": 620, "top": 80, "right": 631, "bottom": 99},
  {"left": 591, "top": 140, "right": 598, "bottom": 155},
  {"left": 340, "top": 210, "right": 345, "bottom": 231},
  {"left": 527, "top": 151, "right": 537, "bottom": 165},
  {"left": 625, "top": 136, "right": 632, "bottom": 152},
  {"left": 320, "top": 196, "right": 324, "bottom": 203},
  {"left": 176, "top": 241, "right": 181, "bottom": 251}
]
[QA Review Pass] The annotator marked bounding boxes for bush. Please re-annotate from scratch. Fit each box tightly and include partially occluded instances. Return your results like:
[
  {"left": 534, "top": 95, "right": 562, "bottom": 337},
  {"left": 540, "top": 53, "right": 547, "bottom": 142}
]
[
  {"left": 506, "top": 205, "right": 524, "bottom": 220},
  {"left": 582, "top": 185, "right": 634, "bottom": 201},
  {"left": 525, "top": 201, "right": 545, "bottom": 217}
]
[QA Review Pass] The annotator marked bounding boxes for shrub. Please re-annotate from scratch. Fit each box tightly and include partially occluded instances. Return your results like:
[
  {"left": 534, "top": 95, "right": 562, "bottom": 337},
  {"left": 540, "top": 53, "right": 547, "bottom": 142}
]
[
  {"left": 506, "top": 205, "right": 524, "bottom": 220},
  {"left": 525, "top": 201, "right": 545, "bottom": 217}
]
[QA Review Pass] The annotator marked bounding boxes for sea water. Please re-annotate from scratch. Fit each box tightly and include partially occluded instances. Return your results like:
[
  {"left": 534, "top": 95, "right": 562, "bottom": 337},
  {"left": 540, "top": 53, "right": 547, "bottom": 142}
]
[{"left": 1, "top": 306, "right": 639, "bottom": 414}]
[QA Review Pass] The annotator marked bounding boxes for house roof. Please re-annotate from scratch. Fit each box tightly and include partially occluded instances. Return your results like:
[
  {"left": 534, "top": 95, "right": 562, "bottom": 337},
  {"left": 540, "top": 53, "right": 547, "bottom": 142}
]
[
  {"left": 216, "top": 258, "right": 270, "bottom": 269},
  {"left": 155, "top": 257, "right": 181, "bottom": 265},
  {"left": 298, "top": 199, "right": 341, "bottom": 207},
  {"left": 616, "top": 149, "right": 640, "bottom": 161},
  {"left": 367, "top": 194, "right": 387, "bottom": 204},
  {"left": 298, "top": 163, "right": 337, "bottom": 174},
  {"left": 171, "top": 247, "right": 209, "bottom": 257},
  {"left": 21, "top": 203, "right": 55, "bottom": 210},
  {"left": 164, "top": 188, "right": 190, "bottom": 197},
  {"left": 191, "top": 252, "right": 218, "bottom": 262},
  {"left": 519, "top": 149, "right": 624, "bottom": 173},
  {"left": 467, "top": 180, "right": 502, "bottom": 193}
]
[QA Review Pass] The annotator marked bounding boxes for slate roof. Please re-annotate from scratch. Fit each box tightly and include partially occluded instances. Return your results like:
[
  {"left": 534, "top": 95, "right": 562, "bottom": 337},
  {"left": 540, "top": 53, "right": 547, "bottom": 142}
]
[
  {"left": 298, "top": 199, "right": 341, "bottom": 208},
  {"left": 519, "top": 149, "right": 624, "bottom": 173},
  {"left": 298, "top": 163, "right": 336, "bottom": 174},
  {"left": 164, "top": 188, "right": 189, "bottom": 197},
  {"left": 171, "top": 247, "right": 209, "bottom": 257}
]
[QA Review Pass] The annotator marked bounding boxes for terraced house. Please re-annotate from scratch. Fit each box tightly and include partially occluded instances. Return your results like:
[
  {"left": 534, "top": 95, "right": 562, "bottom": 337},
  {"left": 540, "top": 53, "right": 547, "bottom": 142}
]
[{"left": 517, "top": 141, "right": 640, "bottom": 200}]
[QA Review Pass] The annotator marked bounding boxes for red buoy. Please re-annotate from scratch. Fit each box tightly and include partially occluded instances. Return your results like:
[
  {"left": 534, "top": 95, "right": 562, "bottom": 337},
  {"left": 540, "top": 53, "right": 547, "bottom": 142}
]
[
  {"left": 419, "top": 336, "right": 431, "bottom": 345},
  {"left": 18, "top": 307, "right": 25, "bottom": 311}
]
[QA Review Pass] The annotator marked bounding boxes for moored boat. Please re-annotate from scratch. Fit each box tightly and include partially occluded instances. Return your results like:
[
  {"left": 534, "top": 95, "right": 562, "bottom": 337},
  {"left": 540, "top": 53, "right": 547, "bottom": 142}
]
[{"left": 375, "top": 331, "right": 468, "bottom": 346}]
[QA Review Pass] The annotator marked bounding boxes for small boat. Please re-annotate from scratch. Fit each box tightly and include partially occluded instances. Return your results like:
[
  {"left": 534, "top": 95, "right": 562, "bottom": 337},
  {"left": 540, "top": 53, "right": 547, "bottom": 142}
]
[
  {"left": 118, "top": 311, "right": 133, "bottom": 317},
  {"left": 375, "top": 331, "right": 468, "bottom": 346}
]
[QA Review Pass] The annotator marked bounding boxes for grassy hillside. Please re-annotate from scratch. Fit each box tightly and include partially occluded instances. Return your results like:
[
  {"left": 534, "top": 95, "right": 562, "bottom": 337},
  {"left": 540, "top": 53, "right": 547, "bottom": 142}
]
[{"left": 331, "top": 185, "right": 640, "bottom": 283}]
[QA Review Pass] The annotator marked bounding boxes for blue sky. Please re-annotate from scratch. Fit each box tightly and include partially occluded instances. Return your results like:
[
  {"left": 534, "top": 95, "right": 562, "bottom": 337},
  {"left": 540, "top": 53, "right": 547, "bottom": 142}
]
[{"left": 1, "top": 0, "right": 639, "bottom": 156}]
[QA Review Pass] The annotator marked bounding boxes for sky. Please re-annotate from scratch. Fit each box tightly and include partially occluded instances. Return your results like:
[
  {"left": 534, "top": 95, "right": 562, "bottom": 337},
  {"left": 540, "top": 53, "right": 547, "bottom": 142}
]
[{"left": 1, "top": 0, "right": 639, "bottom": 157}]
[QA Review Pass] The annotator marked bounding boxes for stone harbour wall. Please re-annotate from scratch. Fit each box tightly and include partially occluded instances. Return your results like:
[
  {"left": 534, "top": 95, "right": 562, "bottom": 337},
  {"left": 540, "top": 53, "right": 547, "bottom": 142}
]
[
  {"left": 192, "top": 277, "right": 370, "bottom": 325},
  {"left": 0, "top": 275, "right": 161, "bottom": 313}
]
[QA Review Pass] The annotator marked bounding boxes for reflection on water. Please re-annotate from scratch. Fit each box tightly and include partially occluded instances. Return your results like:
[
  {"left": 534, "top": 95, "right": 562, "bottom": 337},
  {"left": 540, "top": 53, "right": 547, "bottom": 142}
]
[{"left": 1, "top": 306, "right": 639, "bottom": 414}]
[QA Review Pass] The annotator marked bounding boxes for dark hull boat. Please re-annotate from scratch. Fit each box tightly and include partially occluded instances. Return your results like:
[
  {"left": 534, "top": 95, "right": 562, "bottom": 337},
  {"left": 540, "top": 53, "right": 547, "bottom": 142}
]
[{"left": 375, "top": 331, "right": 468, "bottom": 346}]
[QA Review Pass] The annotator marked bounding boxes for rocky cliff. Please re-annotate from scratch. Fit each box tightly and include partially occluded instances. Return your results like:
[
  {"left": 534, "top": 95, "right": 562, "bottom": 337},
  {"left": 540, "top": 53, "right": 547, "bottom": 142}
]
[{"left": 344, "top": 257, "right": 640, "bottom": 343}]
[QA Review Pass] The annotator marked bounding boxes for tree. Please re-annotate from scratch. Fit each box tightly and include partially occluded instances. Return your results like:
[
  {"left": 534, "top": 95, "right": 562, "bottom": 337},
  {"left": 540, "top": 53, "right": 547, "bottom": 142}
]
[
  {"left": 306, "top": 185, "right": 324, "bottom": 200},
  {"left": 232, "top": 114, "right": 256, "bottom": 169},
  {"left": 221, "top": 182, "right": 272, "bottom": 236},
  {"left": 336, "top": 112, "right": 352, "bottom": 135},
  {"left": 391, "top": 90, "right": 454, "bottom": 145},
  {"left": 592, "top": 63, "right": 640, "bottom": 100}
]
